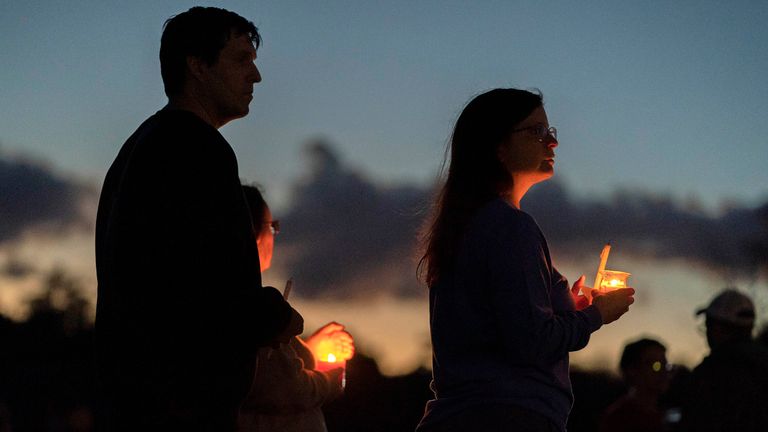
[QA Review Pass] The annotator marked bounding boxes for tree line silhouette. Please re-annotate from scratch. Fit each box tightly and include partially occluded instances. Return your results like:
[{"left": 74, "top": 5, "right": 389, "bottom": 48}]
[{"left": 1, "top": 268, "right": 767, "bottom": 431}]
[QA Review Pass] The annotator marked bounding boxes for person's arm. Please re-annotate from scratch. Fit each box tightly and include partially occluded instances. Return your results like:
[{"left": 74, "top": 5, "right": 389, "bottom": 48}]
[
  {"left": 161, "top": 125, "right": 299, "bottom": 350},
  {"left": 487, "top": 214, "right": 602, "bottom": 365},
  {"left": 243, "top": 338, "right": 343, "bottom": 413}
]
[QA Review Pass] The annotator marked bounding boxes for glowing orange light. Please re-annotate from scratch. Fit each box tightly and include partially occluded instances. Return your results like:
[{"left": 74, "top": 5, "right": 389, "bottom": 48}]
[
  {"left": 599, "top": 270, "right": 631, "bottom": 292},
  {"left": 310, "top": 329, "right": 354, "bottom": 372}
]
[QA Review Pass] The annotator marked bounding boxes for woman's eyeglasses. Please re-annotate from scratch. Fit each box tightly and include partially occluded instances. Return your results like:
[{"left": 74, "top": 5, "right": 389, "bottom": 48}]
[
  {"left": 264, "top": 220, "right": 280, "bottom": 235},
  {"left": 512, "top": 124, "right": 557, "bottom": 143}
]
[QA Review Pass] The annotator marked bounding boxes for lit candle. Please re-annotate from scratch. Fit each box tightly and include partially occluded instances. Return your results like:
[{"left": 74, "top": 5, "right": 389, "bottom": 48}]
[
  {"left": 311, "top": 331, "right": 354, "bottom": 372},
  {"left": 316, "top": 352, "right": 345, "bottom": 372},
  {"left": 598, "top": 270, "right": 631, "bottom": 292},
  {"left": 315, "top": 345, "right": 349, "bottom": 388},
  {"left": 306, "top": 323, "right": 355, "bottom": 389},
  {"left": 588, "top": 243, "right": 611, "bottom": 301}
]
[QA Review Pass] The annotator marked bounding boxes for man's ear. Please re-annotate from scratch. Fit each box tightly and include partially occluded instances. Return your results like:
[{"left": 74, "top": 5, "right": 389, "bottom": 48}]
[{"left": 186, "top": 56, "right": 207, "bottom": 82}]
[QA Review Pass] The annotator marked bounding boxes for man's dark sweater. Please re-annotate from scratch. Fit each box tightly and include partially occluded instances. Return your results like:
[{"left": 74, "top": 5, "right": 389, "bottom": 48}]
[
  {"left": 419, "top": 199, "right": 603, "bottom": 431},
  {"left": 95, "top": 110, "right": 293, "bottom": 431}
]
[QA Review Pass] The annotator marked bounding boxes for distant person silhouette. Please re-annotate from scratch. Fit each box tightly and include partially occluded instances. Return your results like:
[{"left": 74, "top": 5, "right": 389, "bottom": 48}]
[
  {"left": 600, "top": 338, "right": 671, "bottom": 432},
  {"left": 237, "top": 185, "right": 353, "bottom": 432},
  {"left": 679, "top": 289, "right": 768, "bottom": 431},
  {"left": 416, "top": 88, "right": 635, "bottom": 432},
  {"left": 95, "top": 7, "right": 302, "bottom": 431}
]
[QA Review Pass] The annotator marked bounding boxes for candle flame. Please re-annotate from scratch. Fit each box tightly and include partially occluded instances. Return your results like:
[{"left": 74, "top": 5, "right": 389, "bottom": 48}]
[{"left": 326, "top": 353, "right": 337, "bottom": 363}]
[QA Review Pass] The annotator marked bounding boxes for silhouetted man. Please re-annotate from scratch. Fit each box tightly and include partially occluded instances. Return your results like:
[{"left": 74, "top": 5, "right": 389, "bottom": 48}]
[
  {"left": 95, "top": 7, "right": 302, "bottom": 431},
  {"left": 679, "top": 289, "right": 768, "bottom": 431}
]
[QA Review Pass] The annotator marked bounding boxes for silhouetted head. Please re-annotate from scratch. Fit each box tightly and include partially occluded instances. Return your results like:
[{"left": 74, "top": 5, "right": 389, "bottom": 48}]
[
  {"left": 696, "top": 289, "right": 755, "bottom": 349},
  {"left": 160, "top": 7, "right": 262, "bottom": 126},
  {"left": 420, "top": 88, "right": 556, "bottom": 286},
  {"left": 619, "top": 338, "right": 670, "bottom": 395},
  {"left": 242, "top": 185, "right": 278, "bottom": 272}
]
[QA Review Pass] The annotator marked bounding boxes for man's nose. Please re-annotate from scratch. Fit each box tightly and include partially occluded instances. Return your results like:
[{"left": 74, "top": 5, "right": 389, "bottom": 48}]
[{"left": 251, "top": 64, "right": 262, "bottom": 83}]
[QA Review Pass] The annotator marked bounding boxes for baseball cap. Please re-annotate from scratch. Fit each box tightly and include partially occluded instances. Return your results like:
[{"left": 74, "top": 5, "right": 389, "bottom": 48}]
[{"left": 696, "top": 289, "right": 755, "bottom": 328}]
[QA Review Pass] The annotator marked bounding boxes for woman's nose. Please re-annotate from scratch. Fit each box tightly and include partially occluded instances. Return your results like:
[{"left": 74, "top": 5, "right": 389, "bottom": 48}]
[{"left": 547, "top": 135, "right": 558, "bottom": 148}]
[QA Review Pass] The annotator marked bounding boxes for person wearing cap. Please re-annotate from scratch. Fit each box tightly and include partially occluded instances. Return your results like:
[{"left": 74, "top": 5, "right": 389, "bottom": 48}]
[{"left": 679, "top": 289, "right": 768, "bottom": 432}]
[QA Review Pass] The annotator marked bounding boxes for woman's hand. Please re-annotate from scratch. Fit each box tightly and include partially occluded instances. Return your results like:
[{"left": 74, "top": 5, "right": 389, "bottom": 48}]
[
  {"left": 305, "top": 322, "right": 355, "bottom": 362},
  {"left": 592, "top": 288, "right": 635, "bottom": 325},
  {"left": 570, "top": 275, "right": 594, "bottom": 310}
]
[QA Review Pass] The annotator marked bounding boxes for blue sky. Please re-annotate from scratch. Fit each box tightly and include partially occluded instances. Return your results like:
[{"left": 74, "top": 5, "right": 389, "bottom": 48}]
[
  {"left": 2, "top": 1, "right": 768, "bottom": 374},
  {"left": 2, "top": 0, "right": 767, "bottom": 211}
]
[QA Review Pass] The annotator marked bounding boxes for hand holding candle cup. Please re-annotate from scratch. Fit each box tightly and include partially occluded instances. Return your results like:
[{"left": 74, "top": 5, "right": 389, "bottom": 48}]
[
  {"left": 587, "top": 243, "right": 633, "bottom": 296},
  {"left": 592, "top": 287, "right": 635, "bottom": 324},
  {"left": 306, "top": 322, "right": 355, "bottom": 373}
]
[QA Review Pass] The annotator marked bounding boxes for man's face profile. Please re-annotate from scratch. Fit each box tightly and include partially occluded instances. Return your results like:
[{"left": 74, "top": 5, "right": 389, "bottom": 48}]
[{"left": 196, "top": 32, "right": 261, "bottom": 126}]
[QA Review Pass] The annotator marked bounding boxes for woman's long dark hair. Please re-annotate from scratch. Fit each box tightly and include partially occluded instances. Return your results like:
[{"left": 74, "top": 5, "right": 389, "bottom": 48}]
[{"left": 419, "top": 88, "right": 543, "bottom": 287}]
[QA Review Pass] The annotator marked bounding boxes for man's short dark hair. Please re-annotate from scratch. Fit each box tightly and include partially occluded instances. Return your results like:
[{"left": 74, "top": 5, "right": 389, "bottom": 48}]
[{"left": 160, "top": 7, "right": 261, "bottom": 97}]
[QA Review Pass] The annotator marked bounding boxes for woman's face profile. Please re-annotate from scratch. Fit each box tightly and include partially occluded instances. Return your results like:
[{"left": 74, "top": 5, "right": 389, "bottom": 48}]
[
  {"left": 256, "top": 207, "right": 274, "bottom": 272},
  {"left": 497, "top": 105, "right": 558, "bottom": 185}
]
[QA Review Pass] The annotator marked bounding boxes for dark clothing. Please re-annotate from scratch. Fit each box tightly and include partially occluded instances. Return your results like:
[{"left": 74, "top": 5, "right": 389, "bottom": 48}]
[
  {"left": 600, "top": 395, "right": 666, "bottom": 432},
  {"left": 679, "top": 340, "right": 768, "bottom": 432},
  {"left": 417, "top": 403, "right": 560, "bottom": 432},
  {"left": 95, "top": 110, "right": 293, "bottom": 431},
  {"left": 239, "top": 337, "right": 340, "bottom": 432},
  {"left": 418, "top": 199, "right": 602, "bottom": 432}
]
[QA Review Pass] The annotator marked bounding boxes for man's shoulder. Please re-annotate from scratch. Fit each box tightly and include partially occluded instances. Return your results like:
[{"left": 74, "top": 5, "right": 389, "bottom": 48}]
[
  {"left": 696, "top": 341, "right": 768, "bottom": 376},
  {"left": 120, "top": 110, "right": 229, "bottom": 163},
  {"left": 135, "top": 110, "right": 219, "bottom": 142}
]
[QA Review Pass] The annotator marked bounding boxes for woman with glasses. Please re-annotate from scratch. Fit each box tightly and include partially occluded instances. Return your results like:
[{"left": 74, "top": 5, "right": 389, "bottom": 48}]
[
  {"left": 416, "top": 88, "right": 635, "bottom": 432},
  {"left": 238, "top": 185, "right": 354, "bottom": 432}
]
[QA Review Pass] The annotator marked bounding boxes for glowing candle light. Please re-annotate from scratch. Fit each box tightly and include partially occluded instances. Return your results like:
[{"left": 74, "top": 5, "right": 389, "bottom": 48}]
[
  {"left": 312, "top": 331, "right": 354, "bottom": 372},
  {"left": 587, "top": 244, "right": 632, "bottom": 296},
  {"left": 598, "top": 270, "right": 631, "bottom": 292},
  {"left": 306, "top": 323, "right": 355, "bottom": 390}
]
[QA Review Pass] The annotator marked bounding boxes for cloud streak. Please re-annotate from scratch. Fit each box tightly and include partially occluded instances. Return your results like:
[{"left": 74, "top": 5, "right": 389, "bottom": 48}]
[
  {"left": 3, "top": 142, "right": 765, "bottom": 300},
  {"left": 273, "top": 141, "right": 768, "bottom": 298},
  {"left": 0, "top": 152, "right": 94, "bottom": 244},
  {"left": 274, "top": 139, "right": 428, "bottom": 298},
  {"left": 525, "top": 182, "right": 768, "bottom": 281}
]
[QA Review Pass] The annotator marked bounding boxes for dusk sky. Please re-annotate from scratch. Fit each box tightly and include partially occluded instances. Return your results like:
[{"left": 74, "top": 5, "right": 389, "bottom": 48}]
[{"left": 1, "top": 1, "right": 767, "bottom": 375}]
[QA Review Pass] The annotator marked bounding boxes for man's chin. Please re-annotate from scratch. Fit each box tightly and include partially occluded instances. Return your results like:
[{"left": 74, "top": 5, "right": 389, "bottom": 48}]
[
  {"left": 235, "top": 105, "right": 250, "bottom": 118},
  {"left": 222, "top": 107, "right": 250, "bottom": 124}
]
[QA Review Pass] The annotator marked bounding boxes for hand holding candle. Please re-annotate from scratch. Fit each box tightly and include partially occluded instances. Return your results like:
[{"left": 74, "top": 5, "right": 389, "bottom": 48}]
[
  {"left": 590, "top": 243, "right": 632, "bottom": 295},
  {"left": 586, "top": 242, "right": 635, "bottom": 323},
  {"left": 592, "top": 288, "right": 635, "bottom": 324},
  {"left": 305, "top": 322, "right": 355, "bottom": 373}
]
